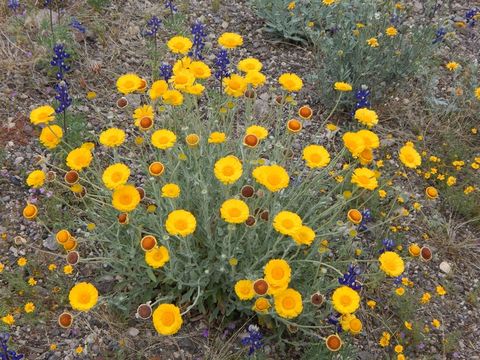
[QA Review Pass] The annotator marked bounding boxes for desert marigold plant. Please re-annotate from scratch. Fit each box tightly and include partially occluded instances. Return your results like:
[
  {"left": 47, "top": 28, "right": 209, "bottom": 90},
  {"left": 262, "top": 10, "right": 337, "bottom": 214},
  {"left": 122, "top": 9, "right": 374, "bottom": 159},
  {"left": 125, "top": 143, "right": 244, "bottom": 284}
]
[{"left": 21, "top": 26, "right": 447, "bottom": 355}]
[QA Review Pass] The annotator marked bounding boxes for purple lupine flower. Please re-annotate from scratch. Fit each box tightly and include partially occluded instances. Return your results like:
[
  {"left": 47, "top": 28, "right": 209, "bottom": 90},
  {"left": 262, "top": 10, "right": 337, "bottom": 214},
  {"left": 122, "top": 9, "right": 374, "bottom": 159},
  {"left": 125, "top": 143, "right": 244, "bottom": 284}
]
[
  {"left": 214, "top": 49, "right": 230, "bottom": 80},
  {"left": 159, "top": 63, "right": 173, "bottom": 81},
  {"left": 432, "top": 27, "right": 446, "bottom": 44},
  {"left": 54, "top": 81, "right": 72, "bottom": 113},
  {"left": 70, "top": 17, "right": 86, "bottom": 33},
  {"left": 338, "top": 264, "right": 362, "bottom": 290},
  {"left": 189, "top": 21, "right": 207, "bottom": 60},
  {"left": 143, "top": 16, "right": 161, "bottom": 37},
  {"left": 466, "top": 8, "right": 479, "bottom": 27},
  {"left": 0, "top": 333, "right": 24, "bottom": 360},
  {"left": 51, "top": 44, "right": 71, "bottom": 80},
  {"left": 165, "top": 0, "right": 177, "bottom": 13},
  {"left": 240, "top": 325, "right": 263, "bottom": 356},
  {"left": 358, "top": 209, "right": 372, "bottom": 231},
  {"left": 7, "top": 0, "right": 20, "bottom": 11},
  {"left": 327, "top": 313, "right": 342, "bottom": 332},
  {"left": 353, "top": 86, "right": 371, "bottom": 112},
  {"left": 381, "top": 238, "right": 395, "bottom": 253}
]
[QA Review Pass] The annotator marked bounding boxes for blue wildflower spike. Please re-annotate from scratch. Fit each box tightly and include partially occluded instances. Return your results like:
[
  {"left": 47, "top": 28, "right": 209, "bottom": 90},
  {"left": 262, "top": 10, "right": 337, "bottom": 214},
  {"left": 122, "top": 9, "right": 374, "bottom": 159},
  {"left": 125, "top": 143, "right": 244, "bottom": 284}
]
[
  {"left": 189, "top": 21, "right": 207, "bottom": 60},
  {"left": 241, "top": 325, "right": 263, "bottom": 356}
]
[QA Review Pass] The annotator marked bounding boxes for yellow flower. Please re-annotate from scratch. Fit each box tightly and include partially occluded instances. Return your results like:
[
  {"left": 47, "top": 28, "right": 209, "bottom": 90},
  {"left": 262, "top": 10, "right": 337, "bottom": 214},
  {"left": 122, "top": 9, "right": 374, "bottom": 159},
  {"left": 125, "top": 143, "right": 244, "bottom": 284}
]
[
  {"left": 165, "top": 210, "right": 196, "bottom": 236},
  {"left": 81, "top": 142, "right": 95, "bottom": 151},
  {"left": 379, "top": 331, "right": 391, "bottom": 347},
  {"left": 218, "top": 32, "right": 243, "bottom": 49},
  {"left": 26, "top": 170, "right": 46, "bottom": 188},
  {"left": 162, "top": 89, "right": 184, "bottom": 106},
  {"left": 102, "top": 163, "right": 130, "bottom": 190},
  {"left": 432, "top": 319, "right": 441, "bottom": 328},
  {"left": 367, "top": 37, "right": 379, "bottom": 47},
  {"left": 86, "top": 91, "right": 96, "bottom": 100},
  {"left": 354, "top": 108, "right": 378, "bottom": 127},
  {"left": 30, "top": 105, "right": 55, "bottom": 125},
  {"left": 234, "top": 279, "right": 255, "bottom": 300},
  {"left": 223, "top": 74, "right": 247, "bottom": 97},
  {"left": 173, "top": 56, "right": 192, "bottom": 73},
  {"left": 332, "top": 286, "right": 360, "bottom": 314},
  {"left": 379, "top": 251, "right": 405, "bottom": 277},
  {"left": 395, "top": 287, "right": 405, "bottom": 296},
  {"left": 399, "top": 144, "right": 422, "bottom": 168},
  {"left": 133, "top": 105, "right": 154, "bottom": 127},
  {"left": 326, "top": 123, "right": 338, "bottom": 131},
  {"left": 145, "top": 246, "right": 170, "bottom": 269},
  {"left": 273, "top": 211, "right": 302, "bottom": 236},
  {"left": 159, "top": 183, "right": 180, "bottom": 198},
  {"left": 214, "top": 155, "right": 243, "bottom": 184},
  {"left": 28, "top": 277, "right": 37, "bottom": 286},
  {"left": 291, "top": 226, "right": 315, "bottom": 246},
  {"left": 278, "top": 73, "right": 303, "bottom": 92},
  {"left": 357, "top": 129, "right": 380, "bottom": 149},
  {"left": 189, "top": 61, "right": 211, "bottom": 79},
  {"left": 378, "top": 189, "right": 387, "bottom": 198},
  {"left": 386, "top": 26, "right": 398, "bottom": 36},
  {"left": 475, "top": 87, "right": 480, "bottom": 100},
  {"left": 446, "top": 61, "right": 459, "bottom": 71},
  {"left": 99, "top": 128, "right": 126, "bottom": 147},
  {"left": 351, "top": 167, "right": 378, "bottom": 190},
  {"left": 66, "top": 147, "right": 92, "bottom": 171},
  {"left": 302, "top": 145, "right": 330, "bottom": 168},
  {"left": 48, "top": 263, "right": 57, "bottom": 271},
  {"left": 24, "top": 302, "right": 35, "bottom": 313},
  {"left": 75, "top": 346, "right": 83, "bottom": 354},
  {"left": 167, "top": 36, "right": 193, "bottom": 54},
  {"left": 246, "top": 125, "right": 268, "bottom": 140},
  {"left": 264, "top": 259, "right": 291, "bottom": 292},
  {"left": 1, "top": 314, "right": 14, "bottom": 326},
  {"left": 112, "top": 184, "right": 141, "bottom": 212},
  {"left": 116, "top": 73, "right": 143, "bottom": 94},
  {"left": 63, "top": 265, "right": 73, "bottom": 275},
  {"left": 185, "top": 83, "right": 205, "bottom": 96},
  {"left": 151, "top": 129, "right": 177, "bottom": 150},
  {"left": 245, "top": 71, "right": 266, "bottom": 88},
  {"left": 220, "top": 199, "right": 249, "bottom": 224},
  {"left": 49, "top": 344, "right": 57, "bottom": 351},
  {"left": 238, "top": 58, "right": 263, "bottom": 73},
  {"left": 148, "top": 79, "right": 168, "bottom": 100},
  {"left": 208, "top": 131, "right": 226, "bottom": 143},
  {"left": 252, "top": 297, "right": 271, "bottom": 313},
  {"left": 152, "top": 304, "right": 183, "bottom": 335},
  {"left": 334, "top": 82, "right": 352, "bottom": 91},
  {"left": 274, "top": 288, "right": 303, "bottom": 319},
  {"left": 69, "top": 282, "right": 99, "bottom": 311},
  {"left": 323, "top": 0, "right": 336, "bottom": 4},
  {"left": 343, "top": 132, "right": 365, "bottom": 156},
  {"left": 436, "top": 285, "right": 446, "bottom": 296},
  {"left": 0, "top": 263, "right": 4, "bottom": 273},
  {"left": 340, "top": 313, "right": 361, "bottom": 334},
  {"left": 446, "top": 176, "right": 456, "bottom": 186},
  {"left": 39, "top": 125, "right": 63, "bottom": 149},
  {"left": 367, "top": 300, "right": 376, "bottom": 309},
  {"left": 170, "top": 69, "right": 195, "bottom": 90},
  {"left": 394, "top": 344, "right": 404, "bottom": 353},
  {"left": 405, "top": 321, "right": 412, "bottom": 330},
  {"left": 287, "top": 1, "right": 295, "bottom": 10},
  {"left": 17, "top": 257, "right": 27, "bottom": 267},
  {"left": 252, "top": 165, "right": 290, "bottom": 192}
]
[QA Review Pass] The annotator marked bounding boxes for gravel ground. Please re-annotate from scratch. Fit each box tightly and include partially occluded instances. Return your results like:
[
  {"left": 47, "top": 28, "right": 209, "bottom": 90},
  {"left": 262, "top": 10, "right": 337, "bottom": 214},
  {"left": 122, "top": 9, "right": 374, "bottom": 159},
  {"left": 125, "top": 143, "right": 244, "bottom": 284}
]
[{"left": 1, "top": 1, "right": 479, "bottom": 359}]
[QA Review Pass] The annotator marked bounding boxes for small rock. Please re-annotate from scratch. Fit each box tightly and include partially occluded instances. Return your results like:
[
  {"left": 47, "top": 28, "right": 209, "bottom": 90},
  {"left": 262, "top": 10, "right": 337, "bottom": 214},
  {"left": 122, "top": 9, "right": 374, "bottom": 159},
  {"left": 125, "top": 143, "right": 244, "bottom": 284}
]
[
  {"left": 439, "top": 261, "right": 452, "bottom": 274},
  {"left": 127, "top": 327, "right": 139, "bottom": 337}
]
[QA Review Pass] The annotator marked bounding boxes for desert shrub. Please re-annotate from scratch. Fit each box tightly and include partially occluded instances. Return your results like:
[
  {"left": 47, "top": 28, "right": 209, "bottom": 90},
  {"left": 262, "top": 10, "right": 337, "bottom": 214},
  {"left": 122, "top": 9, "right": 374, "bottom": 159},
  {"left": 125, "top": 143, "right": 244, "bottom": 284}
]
[
  {"left": 250, "top": 0, "right": 441, "bottom": 107},
  {"left": 10, "top": 19, "right": 467, "bottom": 359}
]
